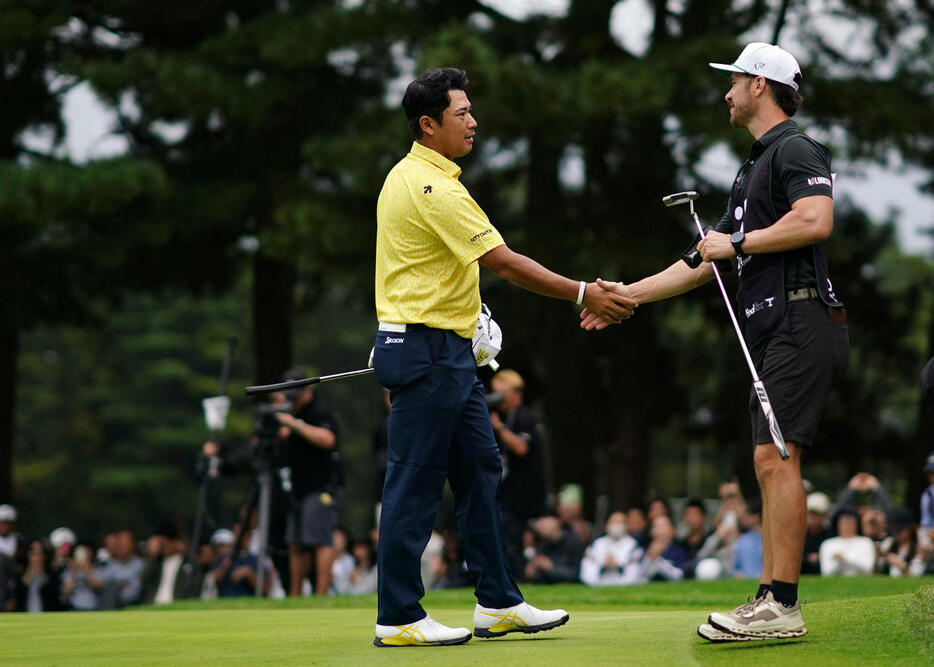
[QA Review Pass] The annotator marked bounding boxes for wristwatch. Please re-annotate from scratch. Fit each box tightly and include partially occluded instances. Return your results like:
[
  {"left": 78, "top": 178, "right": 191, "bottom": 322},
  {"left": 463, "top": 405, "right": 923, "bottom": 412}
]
[{"left": 730, "top": 231, "right": 747, "bottom": 258}]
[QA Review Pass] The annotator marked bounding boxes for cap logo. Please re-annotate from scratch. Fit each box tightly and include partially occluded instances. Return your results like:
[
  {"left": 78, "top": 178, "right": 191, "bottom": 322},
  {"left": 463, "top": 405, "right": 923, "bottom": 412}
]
[{"left": 754, "top": 62, "right": 766, "bottom": 70}]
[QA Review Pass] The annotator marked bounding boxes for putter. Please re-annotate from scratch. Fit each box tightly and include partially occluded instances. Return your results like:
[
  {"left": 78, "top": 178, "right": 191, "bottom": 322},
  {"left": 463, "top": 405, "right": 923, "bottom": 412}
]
[{"left": 663, "top": 191, "right": 789, "bottom": 460}]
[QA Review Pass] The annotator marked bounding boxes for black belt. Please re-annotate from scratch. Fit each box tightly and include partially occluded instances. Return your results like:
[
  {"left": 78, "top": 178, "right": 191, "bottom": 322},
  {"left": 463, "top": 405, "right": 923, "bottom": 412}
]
[{"left": 787, "top": 287, "right": 819, "bottom": 302}]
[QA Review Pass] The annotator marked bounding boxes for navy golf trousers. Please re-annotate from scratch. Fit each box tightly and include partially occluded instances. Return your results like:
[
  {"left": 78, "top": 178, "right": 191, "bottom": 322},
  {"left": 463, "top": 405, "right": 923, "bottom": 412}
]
[{"left": 372, "top": 324, "right": 523, "bottom": 625}]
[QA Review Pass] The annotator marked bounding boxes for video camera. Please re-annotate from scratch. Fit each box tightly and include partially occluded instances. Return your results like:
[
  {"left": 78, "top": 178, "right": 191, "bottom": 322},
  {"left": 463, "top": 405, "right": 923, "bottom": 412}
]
[
  {"left": 485, "top": 391, "right": 505, "bottom": 412},
  {"left": 253, "top": 398, "right": 293, "bottom": 442}
]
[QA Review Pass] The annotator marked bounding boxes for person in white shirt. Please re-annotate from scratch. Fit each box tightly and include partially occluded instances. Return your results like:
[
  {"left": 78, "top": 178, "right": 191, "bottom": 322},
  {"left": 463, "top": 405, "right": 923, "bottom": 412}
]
[
  {"left": 819, "top": 509, "right": 876, "bottom": 575},
  {"left": 580, "top": 512, "right": 644, "bottom": 586}
]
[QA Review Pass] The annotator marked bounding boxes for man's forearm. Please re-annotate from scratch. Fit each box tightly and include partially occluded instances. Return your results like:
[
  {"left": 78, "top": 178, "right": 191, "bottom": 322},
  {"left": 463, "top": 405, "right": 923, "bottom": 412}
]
[
  {"left": 628, "top": 260, "right": 714, "bottom": 304},
  {"left": 481, "top": 247, "right": 579, "bottom": 301}
]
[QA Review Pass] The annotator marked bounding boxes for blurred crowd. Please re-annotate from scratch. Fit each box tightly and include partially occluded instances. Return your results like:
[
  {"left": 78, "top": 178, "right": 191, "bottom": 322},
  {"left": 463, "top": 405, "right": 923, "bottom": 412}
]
[{"left": 2, "top": 366, "right": 933, "bottom": 612}]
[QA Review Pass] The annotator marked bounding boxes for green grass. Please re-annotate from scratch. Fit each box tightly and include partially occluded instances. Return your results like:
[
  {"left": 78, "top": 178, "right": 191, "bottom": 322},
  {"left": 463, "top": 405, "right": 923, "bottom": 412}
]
[{"left": 1, "top": 577, "right": 931, "bottom": 665}]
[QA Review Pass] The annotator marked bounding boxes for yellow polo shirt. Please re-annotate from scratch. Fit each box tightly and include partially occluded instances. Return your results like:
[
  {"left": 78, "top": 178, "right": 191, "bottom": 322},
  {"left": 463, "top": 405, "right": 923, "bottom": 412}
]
[{"left": 375, "top": 142, "right": 505, "bottom": 338}]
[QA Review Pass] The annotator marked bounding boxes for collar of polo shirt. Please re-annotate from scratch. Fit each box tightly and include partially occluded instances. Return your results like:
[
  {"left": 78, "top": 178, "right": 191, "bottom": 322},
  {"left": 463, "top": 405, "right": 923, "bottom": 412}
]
[{"left": 410, "top": 141, "right": 462, "bottom": 179}]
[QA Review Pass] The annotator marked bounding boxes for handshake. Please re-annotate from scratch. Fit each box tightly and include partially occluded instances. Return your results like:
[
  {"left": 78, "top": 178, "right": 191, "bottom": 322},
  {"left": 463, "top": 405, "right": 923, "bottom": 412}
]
[{"left": 578, "top": 279, "right": 636, "bottom": 331}]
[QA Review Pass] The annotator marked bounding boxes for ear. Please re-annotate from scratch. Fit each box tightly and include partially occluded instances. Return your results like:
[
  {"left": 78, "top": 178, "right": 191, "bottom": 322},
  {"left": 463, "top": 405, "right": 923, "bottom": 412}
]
[
  {"left": 751, "top": 76, "right": 768, "bottom": 98},
  {"left": 419, "top": 115, "right": 435, "bottom": 136}
]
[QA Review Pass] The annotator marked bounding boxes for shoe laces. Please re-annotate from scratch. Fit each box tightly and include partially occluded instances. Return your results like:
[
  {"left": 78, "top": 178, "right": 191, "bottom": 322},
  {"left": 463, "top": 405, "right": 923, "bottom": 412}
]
[{"left": 733, "top": 596, "right": 763, "bottom": 615}]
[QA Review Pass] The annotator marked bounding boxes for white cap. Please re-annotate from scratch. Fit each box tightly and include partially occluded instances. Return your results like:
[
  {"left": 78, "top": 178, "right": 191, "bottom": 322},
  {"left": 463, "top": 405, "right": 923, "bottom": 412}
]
[
  {"left": 50, "top": 527, "right": 76, "bottom": 548},
  {"left": 806, "top": 492, "right": 830, "bottom": 515},
  {"left": 211, "top": 528, "right": 235, "bottom": 545},
  {"left": 709, "top": 42, "right": 802, "bottom": 91},
  {"left": 0, "top": 504, "right": 16, "bottom": 522}
]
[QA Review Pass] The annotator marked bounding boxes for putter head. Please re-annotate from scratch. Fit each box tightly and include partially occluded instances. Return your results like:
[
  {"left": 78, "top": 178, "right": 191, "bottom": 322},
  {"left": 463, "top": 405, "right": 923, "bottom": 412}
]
[{"left": 662, "top": 191, "right": 699, "bottom": 207}]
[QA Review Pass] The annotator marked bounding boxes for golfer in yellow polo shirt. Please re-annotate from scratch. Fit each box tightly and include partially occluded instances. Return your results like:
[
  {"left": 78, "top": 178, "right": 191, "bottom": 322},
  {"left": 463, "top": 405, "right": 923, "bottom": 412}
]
[{"left": 372, "top": 68, "right": 635, "bottom": 648}]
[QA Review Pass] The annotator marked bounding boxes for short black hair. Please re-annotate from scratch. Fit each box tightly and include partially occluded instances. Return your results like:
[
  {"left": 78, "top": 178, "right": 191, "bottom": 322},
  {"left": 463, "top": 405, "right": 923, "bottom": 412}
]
[
  {"left": 764, "top": 78, "right": 803, "bottom": 116},
  {"left": 402, "top": 68, "right": 469, "bottom": 140},
  {"left": 685, "top": 499, "right": 707, "bottom": 514}
]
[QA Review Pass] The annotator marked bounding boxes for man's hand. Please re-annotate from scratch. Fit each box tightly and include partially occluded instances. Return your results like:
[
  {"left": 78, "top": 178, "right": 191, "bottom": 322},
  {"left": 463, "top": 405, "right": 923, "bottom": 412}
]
[
  {"left": 580, "top": 279, "right": 637, "bottom": 330},
  {"left": 697, "top": 230, "right": 734, "bottom": 262},
  {"left": 490, "top": 411, "right": 504, "bottom": 432},
  {"left": 581, "top": 278, "right": 637, "bottom": 326}
]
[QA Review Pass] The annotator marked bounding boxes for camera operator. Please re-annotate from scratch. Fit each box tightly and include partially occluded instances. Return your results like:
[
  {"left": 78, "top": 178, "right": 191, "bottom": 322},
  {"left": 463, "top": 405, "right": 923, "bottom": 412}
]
[
  {"left": 488, "top": 369, "right": 547, "bottom": 579},
  {"left": 276, "top": 369, "right": 342, "bottom": 596}
]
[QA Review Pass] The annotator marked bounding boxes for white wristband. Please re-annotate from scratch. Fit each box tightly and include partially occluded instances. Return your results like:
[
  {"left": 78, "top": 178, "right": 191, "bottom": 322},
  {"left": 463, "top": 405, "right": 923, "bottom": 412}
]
[{"left": 575, "top": 280, "right": 586, "bottom": 306}]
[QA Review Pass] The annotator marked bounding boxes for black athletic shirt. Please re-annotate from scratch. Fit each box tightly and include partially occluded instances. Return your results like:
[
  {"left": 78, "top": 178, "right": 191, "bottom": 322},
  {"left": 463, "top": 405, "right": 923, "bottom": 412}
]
[
  {"left": 285, "top": 395, "right": 340, "bottom": 497},
  {"left": 716, "top": 120, "right": 834, "bottom": 290},
  {"left": 497, "top": 405, "right": 547, "bottom": 520}
]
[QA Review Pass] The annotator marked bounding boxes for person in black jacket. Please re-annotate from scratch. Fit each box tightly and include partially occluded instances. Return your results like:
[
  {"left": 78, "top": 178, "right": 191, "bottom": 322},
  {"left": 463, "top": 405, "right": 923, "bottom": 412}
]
[
  {"left": 489, "top": 369, "right": 547, "bottom": 578},
  {"left": 17, "top": 539, "right": 62, "bottom": 612}
]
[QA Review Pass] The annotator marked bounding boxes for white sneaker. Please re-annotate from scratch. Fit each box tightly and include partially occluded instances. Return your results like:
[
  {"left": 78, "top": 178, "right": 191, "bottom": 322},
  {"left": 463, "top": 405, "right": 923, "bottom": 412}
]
[
  {"left": 708, "top": 591, "right": 807, "bottom": 639},
  {"left": 373, "top": 615, "right": 471, "bottom": 647},
  {"left": 474, "top": 601, "right": 569, "bottom": 638},
  {"left": 697, "top": 623, "right": 763, "bottom": 643}
]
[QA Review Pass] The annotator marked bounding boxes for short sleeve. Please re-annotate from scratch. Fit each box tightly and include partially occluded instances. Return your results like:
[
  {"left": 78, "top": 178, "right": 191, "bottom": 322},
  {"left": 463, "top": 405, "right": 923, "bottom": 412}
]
[
  {"left": 426, "top": 184, "right": 504, "bottom": 265},
  {"left": 777, "top": 135, "right": 833, "bottom": 204},
  {"left": 714, "top": 207, "right": 733, "bottom": 234}
]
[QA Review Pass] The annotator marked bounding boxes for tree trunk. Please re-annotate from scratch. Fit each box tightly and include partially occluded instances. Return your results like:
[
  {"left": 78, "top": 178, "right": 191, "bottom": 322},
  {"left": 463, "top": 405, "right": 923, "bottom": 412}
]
[
  {"left": 0, "top": 324, "right": 17, "bottom": 503},
  {"left": 252, "top": 253, "right": 295, "bottom": 384}
]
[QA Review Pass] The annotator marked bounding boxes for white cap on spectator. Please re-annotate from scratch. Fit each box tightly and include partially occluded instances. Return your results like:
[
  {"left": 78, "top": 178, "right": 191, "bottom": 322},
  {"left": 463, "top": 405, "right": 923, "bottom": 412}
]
[
  {"left": 211, "top": 528, "right": 235, "bottom": 545},
  {"left": 0, "top": 504, "right": 16, "bottom": 522},
  {"left": 50, "top": 527, "right": 76, "bottom": 548},
  {"left": 806, "top": 492, "right": 830, "bottom": 515}
]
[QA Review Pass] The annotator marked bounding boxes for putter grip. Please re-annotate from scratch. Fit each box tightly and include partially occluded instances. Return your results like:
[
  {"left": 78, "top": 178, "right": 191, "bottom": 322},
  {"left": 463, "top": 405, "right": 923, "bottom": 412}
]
[{"left": 244, "top": 376, "right": 321, "bottom": 396}]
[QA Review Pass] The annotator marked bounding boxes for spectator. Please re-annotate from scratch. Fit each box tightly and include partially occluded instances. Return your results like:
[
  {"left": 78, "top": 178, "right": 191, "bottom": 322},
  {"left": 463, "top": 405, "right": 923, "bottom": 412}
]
[
  {"left": 580, "top": 511, "right": 644, "bottom": 586},
  {"left": 625, "top": 507, "right": 649, "bottom": 549},
  {"left": 524, "top": 516, "right": 584, "bottom": 584},
  {"left": 420, "top": 530, "right": 445, "bottom": 592},
  {"left": 556, "top": 484, "right": 592, "bottom": 547},
  {"left": 275, "top": 370, "right": 342, "bottom": 597},
  {"left": 879, "top": 509, "right": 927, "bottom": 577},
  {"left": 60, "top": 542, "right": 101, "bottom": 611},
  {"left": 0, "top": 549, "right": 17, "bottom": 612},
  {"left": 142, "top": 526, "right": 193, "bottom": 605},
  {"left": 208, "top": 528, "right": 270, "bottom": 598},
  {"left": 96, "top": 529, "right": 144, "bottom": 609},
  {"left": 646, "top": 497, "right": 670, "bottom": 522},
  {"left": 330, "top": 528, "right": 354, "bottom": 595},
  {"left": 435, "top": 528, "right": 470, "bottom": 590},
  {"left": 920, "top": 451, "right": 934, "bottom": 547},
  {"left": 733, "top": 498, "right": 763, "bottom": 579},
  {"left": 837, "top": 472, "right": 890, "bottom": 515},
  {"left": 342, "top": 536, "right": 378, "bottom": 596},
  {"left": 678, "top": 499, "right": 711, "bottom": 578},
  {"left": 489, "top": 369, "right": 548, "bottom": 579},
  {"left": 691, "top": 505, "right": 742, "bottom": 581},
  {"left": 640, "top": 515, "right": 688, "bottom": 582},
  {"left": 0, "top": 505, "right": 22, "bottom": 562},
  {"left": 819, "top": 509, "right": 876, "bottom": 575},
  {"left": 49, "top": 527, "right": 76, "bottom": 576},
  {"left": 714, "top": 481, "right": 745, "bottom": 526},
  {"left": 802, "top": 492, "right": 833, "bottom": 574},
  {"left": 17, "top": 538, "right": 62, "bottom": 612}
]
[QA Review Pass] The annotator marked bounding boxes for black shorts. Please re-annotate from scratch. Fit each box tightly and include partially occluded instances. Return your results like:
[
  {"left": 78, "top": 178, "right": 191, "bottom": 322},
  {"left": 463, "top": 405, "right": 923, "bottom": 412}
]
[
  {"left": 285, "top": 491, "right": 339, "bottom": 548},
  {"left": 749, "top": 299, "right": 848, "bottom": 447}
]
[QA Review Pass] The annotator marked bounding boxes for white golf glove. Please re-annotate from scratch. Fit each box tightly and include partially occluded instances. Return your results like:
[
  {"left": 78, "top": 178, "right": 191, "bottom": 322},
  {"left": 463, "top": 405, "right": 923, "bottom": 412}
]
[{"left": 471, "top": 303, "right": 502, "bottom": 369}]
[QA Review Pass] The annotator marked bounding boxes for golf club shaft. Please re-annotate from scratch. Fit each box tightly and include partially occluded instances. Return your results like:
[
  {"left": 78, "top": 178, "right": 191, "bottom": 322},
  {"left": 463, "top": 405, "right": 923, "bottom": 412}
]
[
  {"left": 244, "top": 368, "right": 374, "bottom": 396},
  {"left": 690, "top": 207, "right": 789, "bottom": 460}
]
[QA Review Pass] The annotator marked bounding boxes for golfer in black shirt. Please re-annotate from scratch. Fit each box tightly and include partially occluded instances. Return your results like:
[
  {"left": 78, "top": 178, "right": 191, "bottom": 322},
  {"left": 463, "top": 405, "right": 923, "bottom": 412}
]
[{"left": 585, "top": 42, "right": 848, "bottom": 641}]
